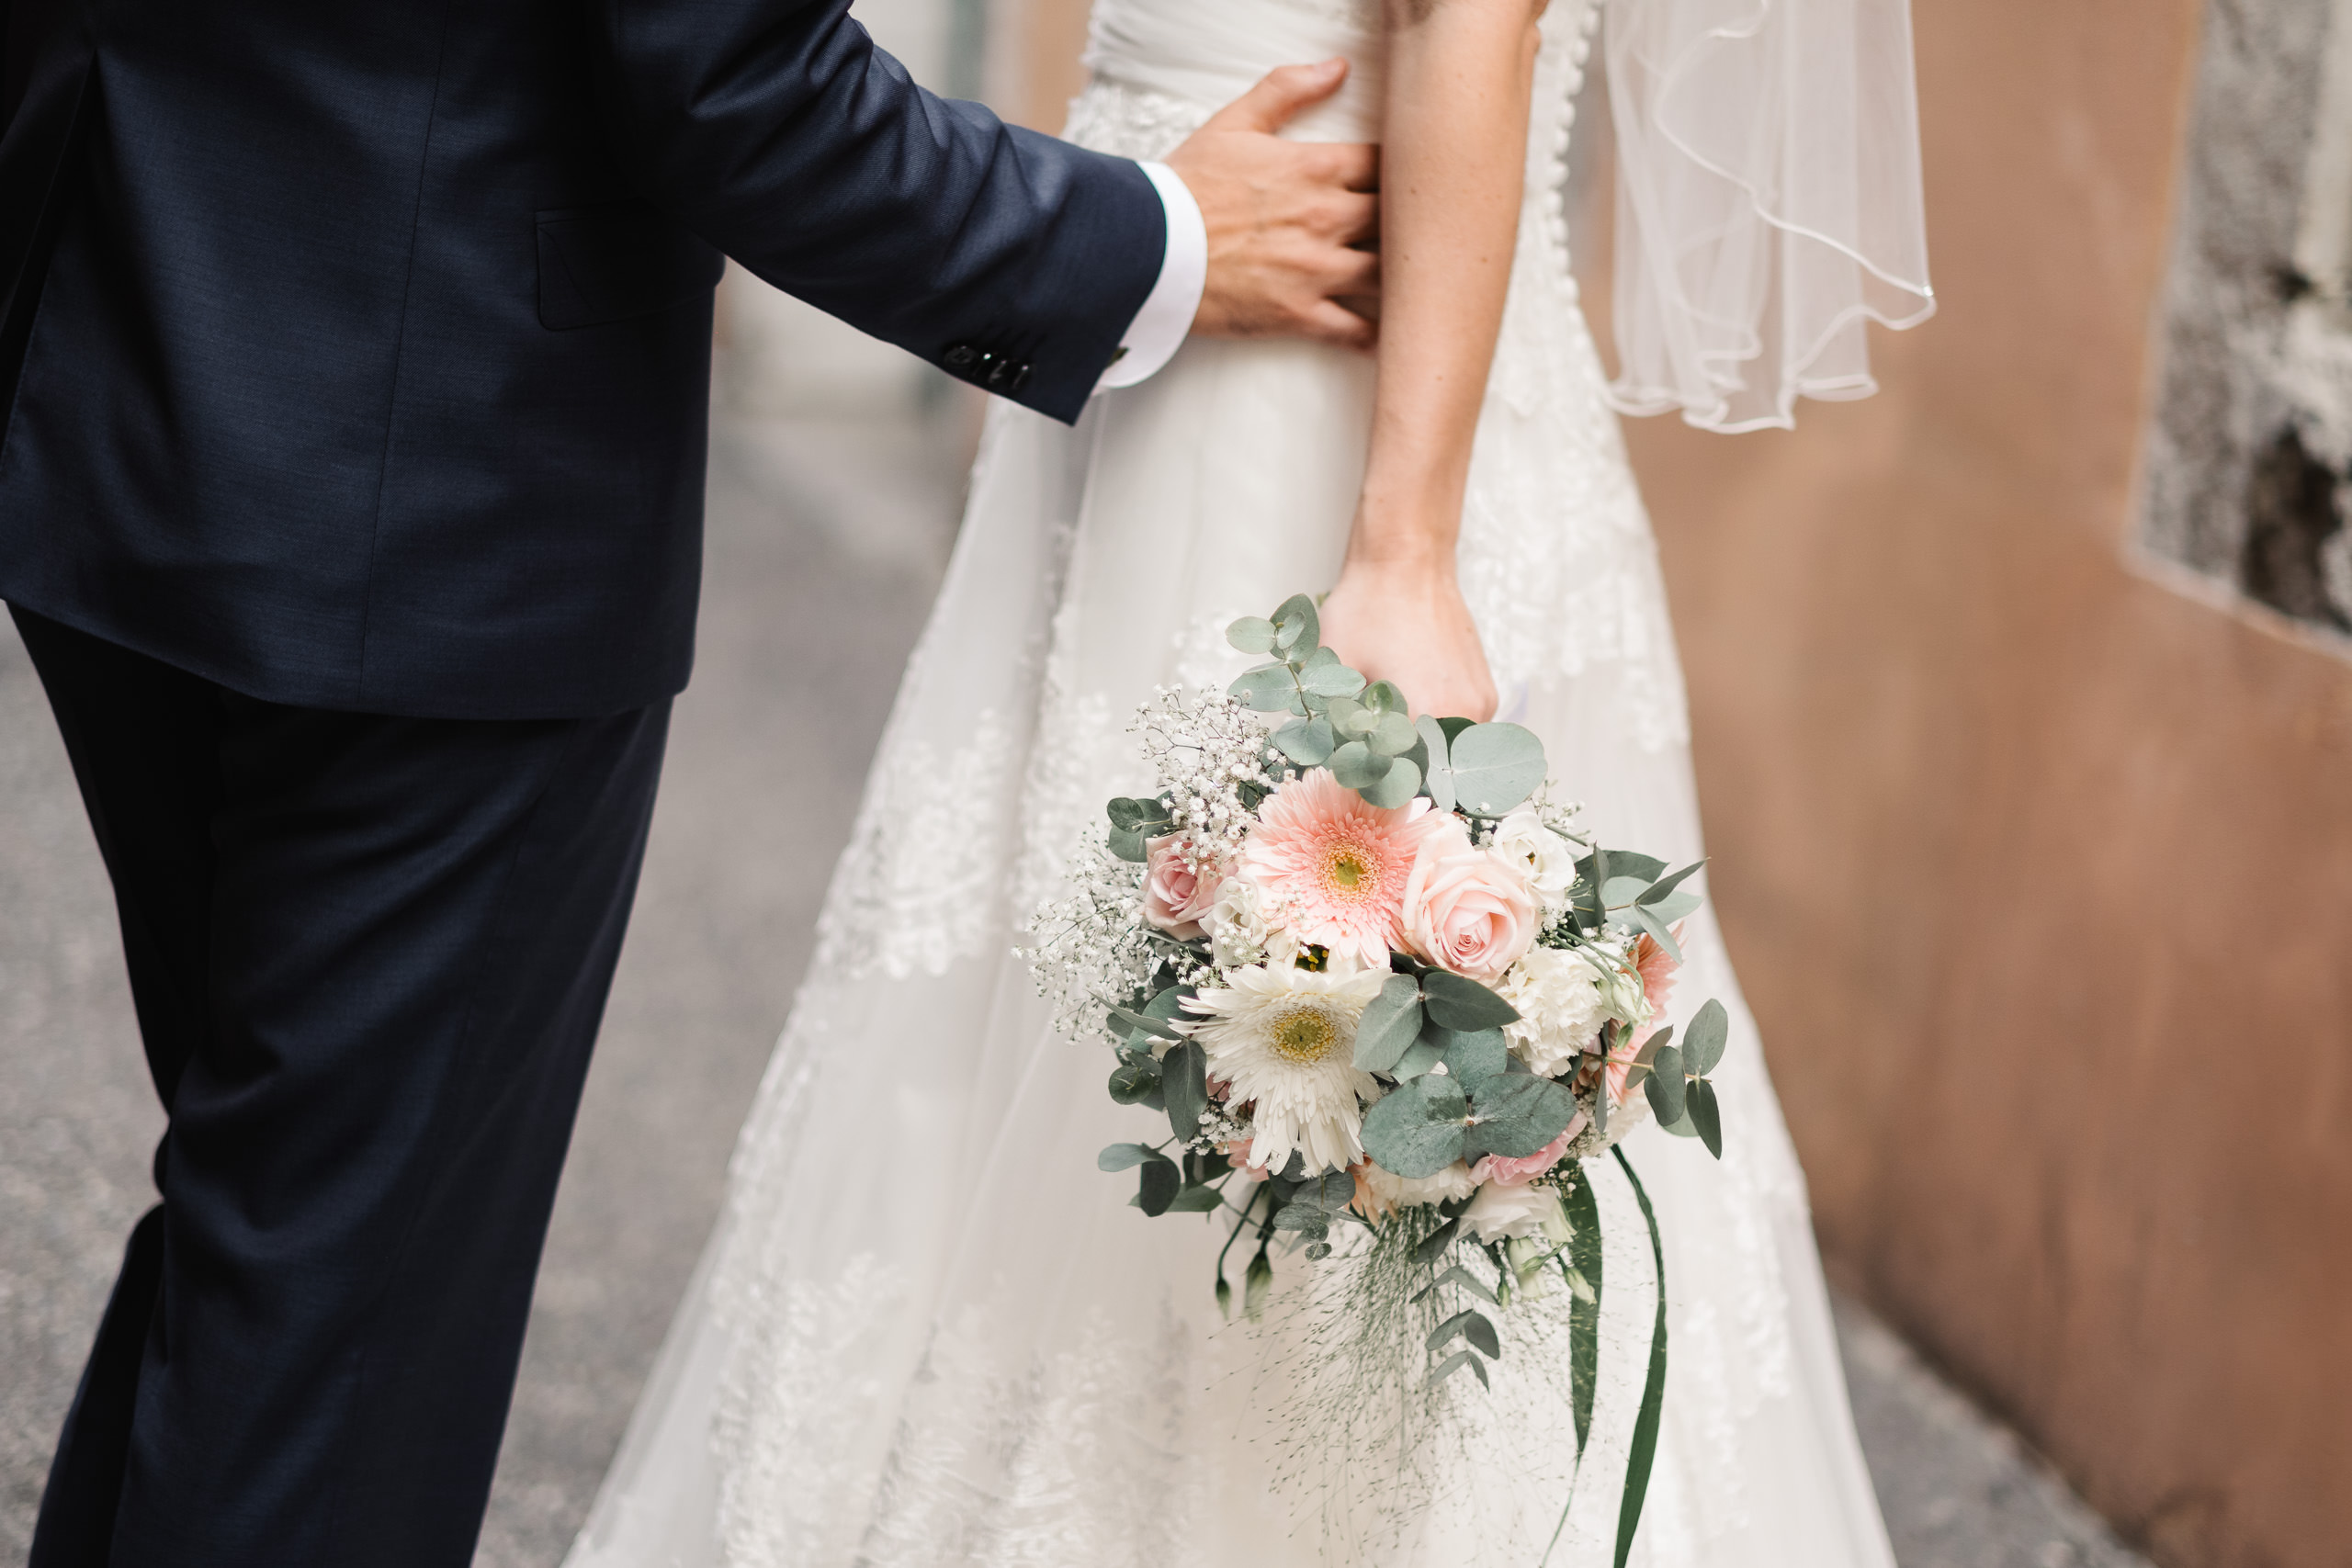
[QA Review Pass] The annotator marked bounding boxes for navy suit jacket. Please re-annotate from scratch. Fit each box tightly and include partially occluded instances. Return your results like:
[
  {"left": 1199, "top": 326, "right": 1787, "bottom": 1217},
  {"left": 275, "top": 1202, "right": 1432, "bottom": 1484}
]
[{"left": 0, "top": 0, "right": 1163, "bottom": 718}]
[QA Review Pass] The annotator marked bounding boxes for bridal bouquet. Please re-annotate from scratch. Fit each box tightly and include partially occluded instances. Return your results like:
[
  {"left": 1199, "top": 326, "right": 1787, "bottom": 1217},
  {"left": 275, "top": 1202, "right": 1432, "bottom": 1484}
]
[{"left": 1025, "top": 594, "right": 1730, "bottom": 1556}]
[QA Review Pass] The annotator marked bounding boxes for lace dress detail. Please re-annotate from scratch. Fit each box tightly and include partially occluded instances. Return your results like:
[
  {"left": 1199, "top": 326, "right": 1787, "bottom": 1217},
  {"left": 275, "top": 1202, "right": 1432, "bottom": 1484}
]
[{"left": 563, "top": 2, "right": 1891, "bottom": 1563}]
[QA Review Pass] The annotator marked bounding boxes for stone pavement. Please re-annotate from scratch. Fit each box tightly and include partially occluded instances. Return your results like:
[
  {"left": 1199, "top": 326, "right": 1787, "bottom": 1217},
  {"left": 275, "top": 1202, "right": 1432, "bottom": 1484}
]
[{"left": 0, "top": 399, "right": 2151, "bottom": 1568}]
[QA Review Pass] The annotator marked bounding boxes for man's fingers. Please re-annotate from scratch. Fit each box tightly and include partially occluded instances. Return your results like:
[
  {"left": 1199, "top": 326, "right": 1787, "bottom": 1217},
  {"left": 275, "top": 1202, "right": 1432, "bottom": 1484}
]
[
  {"left": 1324, "top": 246, "right": 1380, "bottom": 296},
  {"left": 1305, "top": 141, "right": 1380, "bottom": 194},
  {"left": 1204, "top": 58, "right": 1350, "bottom": 135},
  {"left": 1300, "top": 299, "right": 1377, "bottom": 352},
  {"left": 1323, "top": 192, "right": 1378, "bottom": 246}
]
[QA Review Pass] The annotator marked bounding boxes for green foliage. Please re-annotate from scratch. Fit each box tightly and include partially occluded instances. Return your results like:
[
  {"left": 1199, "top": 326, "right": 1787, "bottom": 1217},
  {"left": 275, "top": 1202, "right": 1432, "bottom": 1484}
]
[
  {"left": 1421, "top": 969, "right": 1521, "bottom": 1030},
  {"left": 1612, "top": 1147, "right": 1669, "bottom": 1568},
  {"left": 1164, "top": 1039, "right": 1209, "bottom": 1143},
  {"left": 1136, "top": 1156, "right": 1182, "bottom": 1216},
  {"left": 1361, "top": 1074, "right": 1470, "bottom": 1178},
  {"left": 1166, "top": 1184, "right": 1227, "bottom": 1213},
  {"left": 1686, "top": 1077, "right": 1723, "bottom": 1158},
  {"left": 1563, "top": 1171, "right": 1603, "bottom": 1457},
  {"left": 1106, "top": 1052, "right": 1160, "bottom": 1105},
  {"left": 1097, "top": 1143, "right": 1159, "bottom": 1171},
  {"left": 1441, "top": 722, "right": 1546, "bottom": 816},
  {"left": 1643, "top": 1043, "right": 1687, "bottom": 1124},
  {"left": 1351, "top": 974, "right": 1426, "bottom": 1072},
  {"left": 1680, "top": 998, "right": 1729, "bottom": 1077},
  {"left": 1460, "top": 1073, "right": 1581, "bottom": 1159},
  {"left": 1436, "top": 1026, "right": 1509, "bottom": 1086}
]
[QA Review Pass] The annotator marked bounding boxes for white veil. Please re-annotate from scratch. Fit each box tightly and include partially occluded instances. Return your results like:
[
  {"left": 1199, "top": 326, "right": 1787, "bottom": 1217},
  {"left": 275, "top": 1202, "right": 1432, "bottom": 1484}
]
[{"left": 1603, "top": 0, "right": 1935, "bottom": 432}]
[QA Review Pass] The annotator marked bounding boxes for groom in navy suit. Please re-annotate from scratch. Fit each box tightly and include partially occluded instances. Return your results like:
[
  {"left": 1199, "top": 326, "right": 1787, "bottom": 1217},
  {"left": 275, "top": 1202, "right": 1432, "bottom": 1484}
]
[{"left": 0, "top": 0, "right": 1377, "bottom": 1560}]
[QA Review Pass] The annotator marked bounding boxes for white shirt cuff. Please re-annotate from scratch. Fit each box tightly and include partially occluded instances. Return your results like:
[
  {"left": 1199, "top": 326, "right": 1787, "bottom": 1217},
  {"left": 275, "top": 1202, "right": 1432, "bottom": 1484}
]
[{"left": 1095, "top": 161, "right": 1206, "bottom": 392}]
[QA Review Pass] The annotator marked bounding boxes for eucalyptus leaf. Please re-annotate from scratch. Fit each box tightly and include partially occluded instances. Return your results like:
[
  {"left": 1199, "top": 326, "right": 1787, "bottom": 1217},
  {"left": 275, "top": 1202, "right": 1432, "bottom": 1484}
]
[
  {"left": 1413, "top": 1216, "right": 1461, "bottom": 1266},
  {"left": 1436, "top": 716, "right": 1476, "bottom": 742},
  {"left": 1438, "top": 1026, "right": 1509, "bottom": 1086},
  {"left": 1645, "top": 888, "right": 1703, "bottom": 925},
  {"left": 1446, "top": 722, "right": 1547, "bottom": 816},
  {"left": 1687, "top": 1076, "right": 1724, "bottom": 1159},
  {"left": 1329, "top": 741, "right": 1392, "bottom": 790},
  {"left": 1165, "top": 1039, "right": 1209, "bottom": 1143},
  {"left": 1272, "top": 1204, "right": 1330, "bottom": 1237},
  {"left": 1464, "top": 1073, "right": 1580, "bottom": 1150},
  {"left": 1429, "top": 1349, "right": 1479, "bottom": 1388},
  {"left": 1107, "top": 1055, "right": 1160, "bottom": 1105},
  {"left": 1600, "top": 875, "right": 1654, "bottom": 908},
  {"left": 1357, "top": 756, "right": 1421, "bottom": 808},
  {"left": 1414, "top": 715, "right": 1456, "bottom": 810},
  {"left": 1293, "top": 1168, "right": 1357, "bottom": 1213},
  {"left": 1228, "top": 662, "right": 1304, "bottom": 715},
  {"left": 1428, "top": 1308, "right": 1477, "bottom": 1352},
  {"left": 1463, "top": 1311, "right": 1502, "bottom": 1359},
  {"left": 1272, "top": 716, "right": 1337, "bottom": 766},
  {"left": 1302, "top": 662, "right": 1369, "bottom": 698},
  {"left": 1360, "top": 1075, "right": 1470, "bottom": 1179},
  {"left": 1106, "top": 1005, "right": 1183, "bottom": 1043},
  {"left": 1365, "top": 710, "right": 1419, "bottom": 757},
  {"left": 1628, "top": 904, "right": 1685, "bottom": 964},
  {"left": 1136, "top": 1157, "right": 1181, "bottom": 1216},
  {"left": 1306, "top": 1239, "right": 1333, "bottom": 1260},
  {"left": 1352, "top": 975, "right": 1426, "bottom": 1073},
  {"left": 1108, "top": 825, "right": 1147, "bottom": 863},
  {"left": 1643, "top": 1043, "right": 1687, "bottom": 1124},
  {"left": 1636, "top": 858, "right": 1707, "bottom": 907},
  {"left": 1108, "top": 796, "right": 1170, "bottom": 832},
  {"left": 1098, "top": 1142, "right": 1159, "bottom": 1172},
  {"left": 1324, "top": 694, "right": 1365, "bottom": 733},
  {"left": 1271, "top": 593, "right": 1319, "bottom": 654},
  {"left": 1656, "top": 1106, "right": 1702, "bottom": 1139},
  {"left": 1426, "top": 1262, "right": 1498, "bottom": 1306},
  {"left": 1226, "top": 615, "right": 1277, "bottom": 653},
  {"left": 1681, "top": 998, "right": 1730, "bottom": 1077},
  {"left": 1166, "top": 1184, "right": 1227, "bottom": 1213},
  {"left": 1421, "top": 969, "right": 1521, "bottom": 1031},
  {"left": 1575, "top": 849, "right": 1667, "bottom": 886},
  {"left": 1392, "top": 1035, "right": 1445, "bottom": 1079},
  {"left": 1362, "top": 679, "right": 1408, "bottom": 715}
]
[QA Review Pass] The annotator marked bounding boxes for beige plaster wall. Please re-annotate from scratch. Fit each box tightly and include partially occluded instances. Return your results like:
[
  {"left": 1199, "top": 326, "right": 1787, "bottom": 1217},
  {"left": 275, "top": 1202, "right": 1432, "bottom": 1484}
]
[{"left": 1620, "top": 5, "right": 2352, "bottom": 1565}]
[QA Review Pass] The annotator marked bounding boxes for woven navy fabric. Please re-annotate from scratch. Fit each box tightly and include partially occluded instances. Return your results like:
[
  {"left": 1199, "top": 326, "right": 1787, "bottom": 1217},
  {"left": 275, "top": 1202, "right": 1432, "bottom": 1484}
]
[{"left": 0, "top": 0, "right": 1163, "bottom": 718}]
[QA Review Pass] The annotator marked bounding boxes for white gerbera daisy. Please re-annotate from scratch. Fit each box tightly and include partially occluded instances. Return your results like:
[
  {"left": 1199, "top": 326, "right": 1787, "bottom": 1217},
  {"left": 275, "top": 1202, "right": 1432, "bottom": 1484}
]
[{"left": 1181, "top": 960, "right": 1384, "bottom": 1175}]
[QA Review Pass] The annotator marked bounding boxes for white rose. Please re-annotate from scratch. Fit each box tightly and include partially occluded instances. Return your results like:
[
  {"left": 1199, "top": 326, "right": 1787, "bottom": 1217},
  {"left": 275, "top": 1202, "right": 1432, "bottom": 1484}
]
[
  {"left": 1463, "top": 1181, "right": 1569, "bottom": 1243},
  {"left": 1496, "top": 946, "right": 1611, "bottom": 1077},
  {"left": 1490, "top": 808, "right": 1580, "bottom": 913},
  {"left": 1202, "top": 874, "right": 1299, "bottom": 972},
  {"left": 1353, "top": 1158, "right": 1479, "bottom": 1219}
]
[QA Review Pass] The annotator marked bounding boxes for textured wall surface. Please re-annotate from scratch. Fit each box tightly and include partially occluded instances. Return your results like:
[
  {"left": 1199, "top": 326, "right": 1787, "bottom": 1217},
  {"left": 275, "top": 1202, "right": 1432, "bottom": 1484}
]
[
  {"left": 2140, "top": 0, "right": 2352, "bottom": 639},
  {"left": 1613, "top": 3, "right": 2352, "bottom": 1566}
]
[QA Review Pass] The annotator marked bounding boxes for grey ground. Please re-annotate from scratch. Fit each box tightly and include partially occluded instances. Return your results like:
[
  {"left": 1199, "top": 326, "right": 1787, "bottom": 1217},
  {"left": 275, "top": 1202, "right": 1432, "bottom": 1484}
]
[{"left": 0, "top": 396, "right": 2151, "bottom": 1568}]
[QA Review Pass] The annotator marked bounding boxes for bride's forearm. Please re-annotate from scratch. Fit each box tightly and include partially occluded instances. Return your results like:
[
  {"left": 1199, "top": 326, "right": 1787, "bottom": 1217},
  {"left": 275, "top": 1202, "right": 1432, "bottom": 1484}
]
[
  {"left": 1351, "top": 0, "right": 1541, "bottom": 566},
  {"left": 1320, "top": 0, "right": 1538, "bottom": 720}
]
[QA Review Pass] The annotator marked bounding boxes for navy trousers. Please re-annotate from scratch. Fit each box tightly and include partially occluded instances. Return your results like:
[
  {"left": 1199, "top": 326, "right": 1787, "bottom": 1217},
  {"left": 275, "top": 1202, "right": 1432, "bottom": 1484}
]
[{"left": 12, "top": 604, "right": 673, "bottom": 1567}]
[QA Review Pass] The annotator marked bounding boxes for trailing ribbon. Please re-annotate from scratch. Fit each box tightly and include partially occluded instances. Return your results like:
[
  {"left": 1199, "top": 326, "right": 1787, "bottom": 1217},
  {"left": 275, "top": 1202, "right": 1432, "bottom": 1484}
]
[{"left": 1611, "top": 1147, "right": 1668, "bottom": 1568}]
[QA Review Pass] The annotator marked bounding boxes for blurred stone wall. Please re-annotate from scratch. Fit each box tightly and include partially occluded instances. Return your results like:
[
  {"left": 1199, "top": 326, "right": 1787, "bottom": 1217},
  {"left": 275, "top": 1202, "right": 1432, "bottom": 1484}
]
[{"left": 2140, "top": 0, "right": 2352, "bottom": 640}]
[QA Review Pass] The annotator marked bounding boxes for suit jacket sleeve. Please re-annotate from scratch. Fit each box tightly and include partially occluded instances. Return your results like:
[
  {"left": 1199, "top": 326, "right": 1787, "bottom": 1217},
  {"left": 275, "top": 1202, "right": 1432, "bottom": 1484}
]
[{"left": 594, "top": 0, "right": 1166, "bottom": 423}]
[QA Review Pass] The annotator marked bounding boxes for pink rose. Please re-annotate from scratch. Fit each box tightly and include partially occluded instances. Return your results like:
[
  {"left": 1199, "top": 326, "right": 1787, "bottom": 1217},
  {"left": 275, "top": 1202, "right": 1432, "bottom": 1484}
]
[
  {"left": 1470, "top": 1119, "right": 1586, "bottom": 1186},
  {"left": 1401, "top": 825, "right": 1537, "bottom": 984},
  {"left": 1142, "top": 833, "right": 1223, "bottom": 939}
]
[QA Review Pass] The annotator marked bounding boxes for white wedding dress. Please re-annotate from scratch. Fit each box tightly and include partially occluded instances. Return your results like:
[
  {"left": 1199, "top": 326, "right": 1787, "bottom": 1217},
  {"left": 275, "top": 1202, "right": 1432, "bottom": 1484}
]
[{"left": 566, "top": 0, "right": 1930, "bottom": 1563}]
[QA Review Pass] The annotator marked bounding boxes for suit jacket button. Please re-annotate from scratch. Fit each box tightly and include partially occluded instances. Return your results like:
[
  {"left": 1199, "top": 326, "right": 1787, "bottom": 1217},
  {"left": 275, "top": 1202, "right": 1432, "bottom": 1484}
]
[
  {"left": 944, "top": 344, "right": 979, "bottom": 370},
  {"left": 1004, "top": 362, "right": 1032, "bottom": 392}
]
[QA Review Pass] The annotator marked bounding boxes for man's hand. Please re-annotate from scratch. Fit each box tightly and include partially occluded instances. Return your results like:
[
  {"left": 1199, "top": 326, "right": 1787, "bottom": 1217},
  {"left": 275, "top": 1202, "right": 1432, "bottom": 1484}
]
[{"left": 1166, "top": 60, "right": 1380, "bottom": 350}]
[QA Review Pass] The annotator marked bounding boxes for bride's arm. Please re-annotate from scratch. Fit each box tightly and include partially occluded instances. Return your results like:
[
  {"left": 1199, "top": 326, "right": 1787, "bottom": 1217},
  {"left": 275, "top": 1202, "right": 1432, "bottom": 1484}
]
[{"left": 1317, "top": 0, "right": 1544, "bottom": 722}]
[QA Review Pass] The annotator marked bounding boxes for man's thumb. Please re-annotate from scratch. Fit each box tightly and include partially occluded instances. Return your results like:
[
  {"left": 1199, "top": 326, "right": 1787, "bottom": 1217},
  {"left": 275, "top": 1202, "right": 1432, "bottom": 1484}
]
[{"left": 1210, "top": 58, "right": 1350, "bottom": 134}]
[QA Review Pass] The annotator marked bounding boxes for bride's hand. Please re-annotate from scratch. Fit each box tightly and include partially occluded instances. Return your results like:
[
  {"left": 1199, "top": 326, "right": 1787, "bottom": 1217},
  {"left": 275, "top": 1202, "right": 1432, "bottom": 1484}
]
[{"left": 1318, "top": 556, "right": 1498, "bottom": 722}]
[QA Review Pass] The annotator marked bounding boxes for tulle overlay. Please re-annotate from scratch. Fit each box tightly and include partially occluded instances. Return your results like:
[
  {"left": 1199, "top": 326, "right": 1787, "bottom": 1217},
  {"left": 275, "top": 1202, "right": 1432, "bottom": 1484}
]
[{"left": 564, "top": 0, "right": 1895, "bottom": 1562}]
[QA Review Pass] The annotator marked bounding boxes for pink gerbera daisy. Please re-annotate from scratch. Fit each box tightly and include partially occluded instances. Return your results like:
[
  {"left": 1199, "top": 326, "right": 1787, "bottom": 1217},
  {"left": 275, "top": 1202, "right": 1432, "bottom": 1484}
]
[{"left": 1239, "top": 769, "right": 1456, "bottom": 971}]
